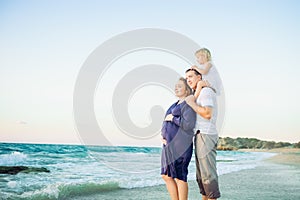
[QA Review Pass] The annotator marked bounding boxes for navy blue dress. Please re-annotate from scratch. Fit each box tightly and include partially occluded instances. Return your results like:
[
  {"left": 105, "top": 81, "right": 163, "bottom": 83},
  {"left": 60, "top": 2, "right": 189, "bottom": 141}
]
[{"left": 161, "top": 100, "right": 196, "bottom": 182}]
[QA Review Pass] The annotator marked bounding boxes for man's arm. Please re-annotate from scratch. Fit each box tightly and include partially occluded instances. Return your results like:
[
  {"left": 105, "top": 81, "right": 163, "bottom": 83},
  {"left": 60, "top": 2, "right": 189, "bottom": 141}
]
[{"left": 185, "top": 95, "right": 213, "bottom": 120}]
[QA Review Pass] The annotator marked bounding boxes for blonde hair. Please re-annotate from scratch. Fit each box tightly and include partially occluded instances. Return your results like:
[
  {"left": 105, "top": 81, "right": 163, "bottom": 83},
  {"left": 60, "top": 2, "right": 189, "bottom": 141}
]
[
  {"left": 179, "top": 77, "right": 192, "bottom": 96},
  {"left": 195, "top": 48, "right": 212, "bottom": 61}
]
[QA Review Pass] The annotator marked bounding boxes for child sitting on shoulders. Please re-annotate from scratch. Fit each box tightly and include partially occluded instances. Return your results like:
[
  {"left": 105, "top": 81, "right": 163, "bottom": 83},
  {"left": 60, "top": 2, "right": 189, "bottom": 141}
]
[{"left": 192, "top": 48, "right": 222, "bottom": 98}]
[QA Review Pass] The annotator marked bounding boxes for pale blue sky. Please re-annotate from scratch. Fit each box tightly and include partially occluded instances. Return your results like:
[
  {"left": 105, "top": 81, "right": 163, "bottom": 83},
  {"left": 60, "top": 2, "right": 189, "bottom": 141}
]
[{"left": 1, "top": 0, "right": 299, "bottom": 145}]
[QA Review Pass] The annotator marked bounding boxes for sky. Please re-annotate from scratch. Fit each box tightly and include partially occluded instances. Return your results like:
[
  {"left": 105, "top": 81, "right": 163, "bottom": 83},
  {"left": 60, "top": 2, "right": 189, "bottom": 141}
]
[{"left": 1, "top": 0, "right": 300, "bottom": 146}]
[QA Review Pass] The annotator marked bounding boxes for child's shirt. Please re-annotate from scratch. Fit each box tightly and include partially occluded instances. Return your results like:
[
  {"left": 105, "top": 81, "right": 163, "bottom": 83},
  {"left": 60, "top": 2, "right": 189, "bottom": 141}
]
[{"left": 199, "top": 62, "right": 222, "bottom": 95}]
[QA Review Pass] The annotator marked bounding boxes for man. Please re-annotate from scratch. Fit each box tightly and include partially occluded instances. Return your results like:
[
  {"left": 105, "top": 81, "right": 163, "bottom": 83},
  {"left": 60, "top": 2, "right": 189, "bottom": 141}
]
[{"left": 185, "top": 68, "right": 221, "bottom": 200}]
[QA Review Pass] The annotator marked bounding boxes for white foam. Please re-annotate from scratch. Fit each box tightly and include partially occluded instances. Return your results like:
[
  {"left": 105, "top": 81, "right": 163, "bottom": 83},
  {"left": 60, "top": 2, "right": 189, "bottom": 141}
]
[
  {"left": 7, "top": 181, "right": 17, "bottom": 188},
  {"left": 0, "top": 151, "right": 28, "bottom": 165},
  {"left": 119, "top": 178, "right": 164, "bottom": 189}
]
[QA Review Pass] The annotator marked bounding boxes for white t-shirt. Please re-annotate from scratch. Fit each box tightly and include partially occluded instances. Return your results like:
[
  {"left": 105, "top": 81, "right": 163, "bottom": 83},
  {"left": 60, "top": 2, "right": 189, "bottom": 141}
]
[{"left": 194, "top": 87, "right": 218, "bottom": 135}]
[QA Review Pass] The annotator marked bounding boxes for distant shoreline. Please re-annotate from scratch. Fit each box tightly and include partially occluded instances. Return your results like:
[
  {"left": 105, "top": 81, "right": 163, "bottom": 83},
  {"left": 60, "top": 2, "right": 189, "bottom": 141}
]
[
  {"left": 239, "top": 147, "right": 300, "bottom": 166},
  {"left": 238, "top": 147, "right": 300, "bottom": 153},
  {"left": 217, "top": 137, "right": 300, "bottom": 151}
]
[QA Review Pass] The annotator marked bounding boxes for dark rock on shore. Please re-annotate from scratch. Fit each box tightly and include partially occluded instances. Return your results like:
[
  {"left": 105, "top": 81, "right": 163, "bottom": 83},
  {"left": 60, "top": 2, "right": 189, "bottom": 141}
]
[{"left": 0, "top": 166, "right": 50, "bottom": 175}]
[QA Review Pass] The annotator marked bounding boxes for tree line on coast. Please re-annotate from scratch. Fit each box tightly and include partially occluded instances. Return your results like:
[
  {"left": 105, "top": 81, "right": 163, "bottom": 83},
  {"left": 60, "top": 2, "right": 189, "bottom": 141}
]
[{"left": 217, "top": 137, "right": 300, "bottom": 150}]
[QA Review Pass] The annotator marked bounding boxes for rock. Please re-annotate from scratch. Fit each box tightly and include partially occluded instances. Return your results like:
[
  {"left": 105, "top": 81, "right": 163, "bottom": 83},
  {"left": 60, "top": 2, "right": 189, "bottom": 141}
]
[{"left": 0, "top": 166, "right": 50, "bottom": 175}]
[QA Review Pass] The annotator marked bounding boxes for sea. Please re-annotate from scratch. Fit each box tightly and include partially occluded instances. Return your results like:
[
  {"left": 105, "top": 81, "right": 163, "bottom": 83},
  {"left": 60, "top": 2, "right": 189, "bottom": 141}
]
[{"left": 0, "top": 143, "right": 275, "bottom": 200}]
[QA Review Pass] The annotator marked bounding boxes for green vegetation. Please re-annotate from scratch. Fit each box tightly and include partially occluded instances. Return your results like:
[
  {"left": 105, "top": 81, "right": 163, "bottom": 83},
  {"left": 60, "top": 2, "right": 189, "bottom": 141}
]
[
  {"left": 294, "top": 141, "right": 300, "bottom": 148},
  {"left": 217, "top": 137, "right": 299, "bottom": 151}
]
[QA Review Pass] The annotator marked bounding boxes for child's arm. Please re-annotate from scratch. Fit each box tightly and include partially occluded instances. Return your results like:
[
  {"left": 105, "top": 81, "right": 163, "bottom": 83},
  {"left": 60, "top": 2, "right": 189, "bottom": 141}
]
[
  {"left": 191, "top": 62, "right": 212, "bottom": 75},
  {"left": 193, "top": 83, "right": 201, "bottom": 99},
  {"left": 193, "top": 80, "right": 206, "bottom": 99}
]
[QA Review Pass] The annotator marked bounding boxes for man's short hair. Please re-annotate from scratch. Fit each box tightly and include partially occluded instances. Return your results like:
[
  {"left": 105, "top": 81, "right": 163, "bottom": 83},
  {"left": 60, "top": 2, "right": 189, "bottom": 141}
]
[{"left": 185, "top": 68, "right": 202, "bottom": 77}]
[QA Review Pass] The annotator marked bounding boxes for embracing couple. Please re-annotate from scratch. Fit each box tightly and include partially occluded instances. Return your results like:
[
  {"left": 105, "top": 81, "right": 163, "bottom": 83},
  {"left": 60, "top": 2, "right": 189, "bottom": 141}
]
[{"left": 161, "top": 48, "right": 221, "bottom": 200}]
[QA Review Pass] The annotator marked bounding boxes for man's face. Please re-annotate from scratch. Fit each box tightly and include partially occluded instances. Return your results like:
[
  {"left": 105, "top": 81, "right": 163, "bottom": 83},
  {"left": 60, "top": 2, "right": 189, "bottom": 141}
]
[{"left": 186, "top": 70, "right": 201, "bottom": 90}]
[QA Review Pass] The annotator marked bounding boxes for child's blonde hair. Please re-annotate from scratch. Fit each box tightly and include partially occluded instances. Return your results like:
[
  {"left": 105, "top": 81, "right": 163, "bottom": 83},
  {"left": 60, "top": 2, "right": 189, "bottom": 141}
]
[{"left": 195, "top": 48, "right": 212, "bottom": 61}]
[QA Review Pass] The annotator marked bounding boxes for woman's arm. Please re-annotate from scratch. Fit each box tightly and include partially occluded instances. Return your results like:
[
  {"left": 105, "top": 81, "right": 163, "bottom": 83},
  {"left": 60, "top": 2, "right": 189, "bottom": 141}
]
[
  {"left": 180, "top": 104, "right": 196, "bottom": 131},
  {"left": 165, "top": 103, "right": 196, "bottom": 131}
]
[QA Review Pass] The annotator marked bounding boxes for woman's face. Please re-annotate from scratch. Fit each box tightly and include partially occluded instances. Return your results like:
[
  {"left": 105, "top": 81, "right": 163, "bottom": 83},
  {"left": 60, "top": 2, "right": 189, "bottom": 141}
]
[{"left": 175, "top": 80, "right": 188, "bottom": 98}]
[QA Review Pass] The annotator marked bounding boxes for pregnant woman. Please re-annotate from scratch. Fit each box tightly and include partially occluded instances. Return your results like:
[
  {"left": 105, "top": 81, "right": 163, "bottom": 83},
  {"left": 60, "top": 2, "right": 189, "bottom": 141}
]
[{"left": 161, "top": 77, "right": 196, "bottom": 200}]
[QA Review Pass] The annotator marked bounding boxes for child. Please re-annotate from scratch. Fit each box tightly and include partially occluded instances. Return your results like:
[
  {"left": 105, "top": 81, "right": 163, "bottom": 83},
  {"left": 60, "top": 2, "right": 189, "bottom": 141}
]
[{"left": 191, "top": 48, "right": 222, "bottom": 97}]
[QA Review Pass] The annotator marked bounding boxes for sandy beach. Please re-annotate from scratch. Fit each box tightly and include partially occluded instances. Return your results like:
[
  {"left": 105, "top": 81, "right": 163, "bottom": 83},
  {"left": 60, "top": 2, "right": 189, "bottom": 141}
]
[
  {"left": 218, "top": 148, "right": 300, "bottom": 199},
  {"left": 72, "top": 148, "right": 300, "bottom": 200},
  {"left": 240, "top": 148, "right": 300, "bottom": 166}
]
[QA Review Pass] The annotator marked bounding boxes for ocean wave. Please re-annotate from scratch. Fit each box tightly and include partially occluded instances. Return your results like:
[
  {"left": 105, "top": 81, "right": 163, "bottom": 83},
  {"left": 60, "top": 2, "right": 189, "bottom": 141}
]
[
  {"left": 1, "top": 178, "right": 165, "bottom": 200},
  {"left": 0, "top": 144, "right": 278, "bottom": 200},
  {"left": 0, "top": 152, "right": 28, "bottom": 166},
  {"left": 6, "top": 181, "right": 121, "bottom": 200},
  {"left": 119, "top": 178, "right": 164, "bottom": 189},
  {"left": 87, "top": 146, "right": 161, "bottom": 154}
]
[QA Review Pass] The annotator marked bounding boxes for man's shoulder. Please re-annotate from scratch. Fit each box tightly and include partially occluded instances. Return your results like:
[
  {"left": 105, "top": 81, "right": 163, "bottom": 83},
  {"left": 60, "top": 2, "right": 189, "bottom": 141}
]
[
  {"left": 196, "top": 87, "right": 216, "bottom": 104},
  {"left": 201, "top": 87, "right": 216, "bottom": 95}
]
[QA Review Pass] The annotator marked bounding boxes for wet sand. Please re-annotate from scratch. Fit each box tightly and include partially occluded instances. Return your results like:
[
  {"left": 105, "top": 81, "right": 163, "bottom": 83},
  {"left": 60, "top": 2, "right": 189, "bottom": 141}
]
[
  {"left": 240, "top": 148, "right": 300, "bottom": 166},
  {"left": 218, "top": 152, "right": 300, "bottom": 199}
]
